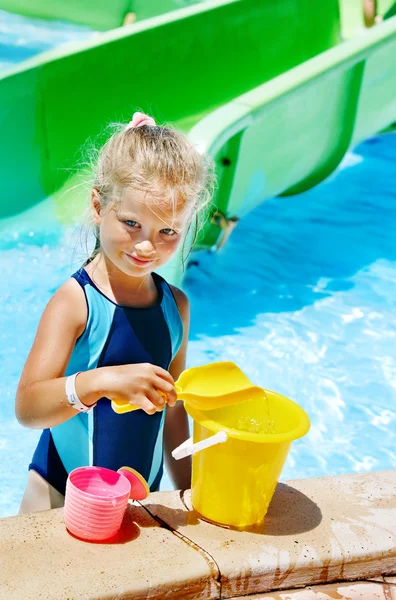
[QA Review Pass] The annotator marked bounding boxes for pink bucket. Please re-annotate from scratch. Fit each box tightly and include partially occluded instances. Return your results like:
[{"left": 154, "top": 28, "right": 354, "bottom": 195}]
[{"left": 64, "top": 466, "right": 149, "bottom": 541}]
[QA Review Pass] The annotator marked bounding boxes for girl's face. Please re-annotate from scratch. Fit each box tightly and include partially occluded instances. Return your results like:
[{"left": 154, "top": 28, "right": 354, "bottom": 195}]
[{"left": 92, "top": 187, "right": 191, "bottom": 277}]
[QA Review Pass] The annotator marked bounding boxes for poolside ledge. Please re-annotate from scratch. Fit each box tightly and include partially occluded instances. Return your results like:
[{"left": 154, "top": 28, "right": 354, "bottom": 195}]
[{"left": 0, "top": 470, "right": 395, "bottom": 599}]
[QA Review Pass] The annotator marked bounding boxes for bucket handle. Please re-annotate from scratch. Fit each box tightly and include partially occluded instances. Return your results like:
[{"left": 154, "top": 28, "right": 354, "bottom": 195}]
[{"left": 172, "top": 431, "right": 228, "bottom": 460}]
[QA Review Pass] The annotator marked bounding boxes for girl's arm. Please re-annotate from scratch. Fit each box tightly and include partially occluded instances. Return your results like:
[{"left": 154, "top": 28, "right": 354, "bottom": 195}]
[
  {"left": 15, "top": 279, "right": 93, "bottom": 428},
  {"left": 163, "top": 286, "right": 192, "bottom": 490},
  {"left": 16, "top": 280, "right": 175, "bottom": 429}
]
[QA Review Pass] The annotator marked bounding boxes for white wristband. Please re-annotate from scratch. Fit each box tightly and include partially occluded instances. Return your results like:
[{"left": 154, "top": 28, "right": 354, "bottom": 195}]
[{"left": 65, "top": 372, "right": 94, "bottom": 413}]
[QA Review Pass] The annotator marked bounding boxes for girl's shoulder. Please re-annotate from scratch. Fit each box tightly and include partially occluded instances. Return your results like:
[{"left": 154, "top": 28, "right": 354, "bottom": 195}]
[
  {"left": 168, "top": 284, "right": 189, "bottom": 307},
  {"left": 48, "top": 277, "right": 88, "bottom": 337},
  {"left": 167, "top": 284, "right": 190, "bottom": 322},
  {"left": 56, "top": 276, "right": 88, "bottom": 304}
]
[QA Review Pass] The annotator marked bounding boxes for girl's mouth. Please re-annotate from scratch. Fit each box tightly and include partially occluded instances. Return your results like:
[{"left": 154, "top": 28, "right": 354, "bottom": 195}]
[{"left": 125, "top": 253, "right": 155, "bottom": 266}]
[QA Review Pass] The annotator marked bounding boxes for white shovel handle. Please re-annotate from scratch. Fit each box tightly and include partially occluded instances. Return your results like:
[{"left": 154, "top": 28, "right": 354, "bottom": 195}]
[{"left": 172, "top": 431, "right": 228, "bottom": 460}]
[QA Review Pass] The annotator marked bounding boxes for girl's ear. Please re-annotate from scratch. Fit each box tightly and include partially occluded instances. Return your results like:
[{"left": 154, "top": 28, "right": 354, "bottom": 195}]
[{"left": 91, "top": 188, "right": 102, "bottom": 226}]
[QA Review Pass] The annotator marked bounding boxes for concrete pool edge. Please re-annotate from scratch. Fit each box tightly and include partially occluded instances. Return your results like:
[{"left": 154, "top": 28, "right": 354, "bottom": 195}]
[{"left": 0, "top": 470, "right": 395, "bottom": 599}]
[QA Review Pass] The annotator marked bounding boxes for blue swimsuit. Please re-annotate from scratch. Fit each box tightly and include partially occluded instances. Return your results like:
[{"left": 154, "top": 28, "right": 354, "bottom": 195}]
[{"left": 29, "top": 268, "right": 183, "bottom": 495}]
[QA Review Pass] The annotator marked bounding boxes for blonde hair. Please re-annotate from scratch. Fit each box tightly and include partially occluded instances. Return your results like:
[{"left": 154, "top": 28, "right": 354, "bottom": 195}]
[{"left": 85, "top": 118, "right": 215, "bottom": 265}]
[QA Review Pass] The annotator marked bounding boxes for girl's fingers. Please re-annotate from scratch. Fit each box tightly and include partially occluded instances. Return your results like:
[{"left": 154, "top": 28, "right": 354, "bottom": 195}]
[
  {"left": 146, "top": 389, "right": 166, "bottom": 410},
  {"left": 152, "top": 376, "right": 177, "bottom": 405},
  {"left": 153, "top": 366, "right": 175, "bottom": 385},
  {"left": 133, "top": 396, "right": 157, "bottom": 415}
]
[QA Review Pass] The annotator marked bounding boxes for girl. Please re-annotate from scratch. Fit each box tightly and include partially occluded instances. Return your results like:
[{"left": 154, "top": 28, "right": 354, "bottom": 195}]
[{"left": 16, "top": 112, "right": 214, "bottom": 513}]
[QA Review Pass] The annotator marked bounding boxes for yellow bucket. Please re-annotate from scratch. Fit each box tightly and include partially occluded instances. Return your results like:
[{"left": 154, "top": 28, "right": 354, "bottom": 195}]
[{"left": 185, "top": 390, "right": 310, "bottom": 528}]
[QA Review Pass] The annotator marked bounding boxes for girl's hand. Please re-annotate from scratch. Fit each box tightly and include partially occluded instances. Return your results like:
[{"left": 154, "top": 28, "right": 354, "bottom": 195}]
[{"left": 99, "top": 363, "right": 177, "bottom": 415}]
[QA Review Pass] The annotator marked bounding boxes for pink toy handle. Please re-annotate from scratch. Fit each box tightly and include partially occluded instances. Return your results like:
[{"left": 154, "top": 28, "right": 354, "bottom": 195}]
[{"left": 117, "top": 466, "right": 150, "bottom": 501}]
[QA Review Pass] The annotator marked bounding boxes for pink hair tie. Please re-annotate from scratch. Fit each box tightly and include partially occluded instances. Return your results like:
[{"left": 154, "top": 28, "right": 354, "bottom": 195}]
[{"left": 125, "top": 112, "right": 156, "bottom": 131}]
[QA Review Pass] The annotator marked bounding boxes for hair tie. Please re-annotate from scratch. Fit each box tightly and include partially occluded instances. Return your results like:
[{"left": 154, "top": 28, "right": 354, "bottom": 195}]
[{"left": 125, "top": 112, "right": 156, "bottom": 131}]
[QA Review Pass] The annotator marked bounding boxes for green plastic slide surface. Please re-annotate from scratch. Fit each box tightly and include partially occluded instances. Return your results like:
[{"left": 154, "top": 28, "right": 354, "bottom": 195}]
[
  {"left": 0, "top": 0, "right": 341, "bottom": 220},
  {"left": 384, "top": 1, "right": 396, "bottom": 18},
  {"left": 131, "top": 0, "right": 206, "bottom": 22},
  {"left": 0, "top": 0, "right": 131, "bottom": 30},
  {"left": 0, "top": 0, "right": 393, "bottom": 35},
  {"left": 189, "top": 16, "right": 396, "bottom": 253},
  {"left": 0, "top": 0, "right": 206, "bottom": 29}
]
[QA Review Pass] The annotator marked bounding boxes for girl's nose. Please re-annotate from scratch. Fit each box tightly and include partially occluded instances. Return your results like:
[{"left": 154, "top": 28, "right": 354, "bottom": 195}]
[{"left": 135, "top": 240, "right": 156, "bottom": 257}]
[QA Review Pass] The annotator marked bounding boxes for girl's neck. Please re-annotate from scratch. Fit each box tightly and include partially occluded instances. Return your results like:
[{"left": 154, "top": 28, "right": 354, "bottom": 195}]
[{"left": 85, "top": 254, "right": 158, "bottom": 308}]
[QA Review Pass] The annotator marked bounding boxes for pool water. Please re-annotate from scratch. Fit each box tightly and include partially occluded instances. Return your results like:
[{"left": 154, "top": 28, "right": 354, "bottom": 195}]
[
  {"left": 1, "top": 133, "right": 395, "bottom": 517},
  {"left": 0, "top": 8, "right": 94, "bottom": 72}
]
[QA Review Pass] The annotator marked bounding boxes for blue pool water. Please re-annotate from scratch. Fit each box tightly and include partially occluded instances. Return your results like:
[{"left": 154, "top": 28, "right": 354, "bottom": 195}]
[
  {"left": 0, "top": 8, "right": 94, "bottom": 71},
  {"left": 1, "top": 134, "right": 395, "bottom": 517}
]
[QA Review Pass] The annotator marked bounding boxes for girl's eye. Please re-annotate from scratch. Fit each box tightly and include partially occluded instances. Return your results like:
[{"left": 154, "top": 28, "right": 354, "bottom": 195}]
[
  {"left": 124, "top": 220, "right": 140, "bottom": 228},
  {"left": 161, "top": 228, "right": 178, "bottom": 237}
]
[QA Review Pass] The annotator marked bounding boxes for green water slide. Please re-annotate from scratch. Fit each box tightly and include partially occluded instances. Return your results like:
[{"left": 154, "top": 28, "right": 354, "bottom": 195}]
[
  {"left": 0, "top": 0, "right": 394, "bottom": 33},
  {"left": 0, "top": 0, "right": 395, "bottom": 283},
  {"left": 191, "top": 15, "right": 396, "bottom": 249},
  {"left": 0, "top": 0, "right": 342, "bottom": 219},
  {"left": 0, "top": 0, "right": 131, "bottom": 29},
  {"left": 0, "top": 0, "right": 206, "bottom": 29}
]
